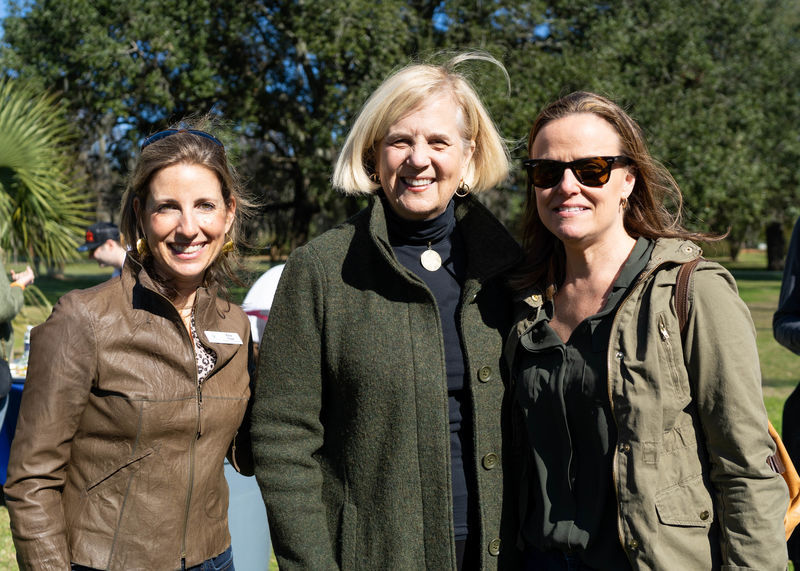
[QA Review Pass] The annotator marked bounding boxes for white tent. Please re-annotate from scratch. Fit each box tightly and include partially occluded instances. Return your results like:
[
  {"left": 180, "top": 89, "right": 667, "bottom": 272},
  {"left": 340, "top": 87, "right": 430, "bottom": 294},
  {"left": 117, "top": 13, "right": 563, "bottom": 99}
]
[{"left": 240, "top": 263, "right": 285, "bottom": 344}]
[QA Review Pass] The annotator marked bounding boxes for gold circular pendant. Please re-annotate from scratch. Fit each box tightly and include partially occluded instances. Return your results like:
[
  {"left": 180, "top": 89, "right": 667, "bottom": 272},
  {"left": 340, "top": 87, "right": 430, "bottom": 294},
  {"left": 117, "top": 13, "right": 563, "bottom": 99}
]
[{"left": 420, "top": 249, "right": 442, "bottom": 272}]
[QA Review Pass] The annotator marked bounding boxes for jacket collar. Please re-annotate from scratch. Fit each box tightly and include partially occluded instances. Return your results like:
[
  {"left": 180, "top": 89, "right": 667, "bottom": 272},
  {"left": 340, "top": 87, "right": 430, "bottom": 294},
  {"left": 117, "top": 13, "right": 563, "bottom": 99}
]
[
  {"left": 121, "top": 257, "right": 241, "bottom": 372},
  {"left": 644, "top": 238, "right": 702, "bottom": 270},
  {"left": 366, "top": 194, "right": 522, "bottom": 284},
  {"left": 512, "top": 237, "right": 702, "bottom": 337}
]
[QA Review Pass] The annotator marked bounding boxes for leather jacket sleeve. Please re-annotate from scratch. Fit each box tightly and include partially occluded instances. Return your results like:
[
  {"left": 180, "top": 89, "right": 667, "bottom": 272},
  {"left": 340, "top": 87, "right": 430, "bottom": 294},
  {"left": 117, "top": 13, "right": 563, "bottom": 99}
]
[
  {"left": 4, "top": 292, "right": 96, "bottom": 570},
  {"left": 684, "top": 263, "right": 789, "bottom": 569}
]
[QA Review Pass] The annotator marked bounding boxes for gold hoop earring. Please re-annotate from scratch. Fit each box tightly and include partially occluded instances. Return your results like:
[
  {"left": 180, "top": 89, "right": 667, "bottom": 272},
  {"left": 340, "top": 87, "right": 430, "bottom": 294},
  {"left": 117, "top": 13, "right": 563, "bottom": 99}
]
[
  {"left": 455, "top": 180, "right": 470, "bottom": 198},
  {"left": 369, "top": 172, "right": 380, "bottom": 184},
  {"left": 621, "top": 196, "right": 629, "bottom": 210},
  {"left": 136, "top": 237, "right": 149, "bottom": 256},
  {"left": 222, "top": 237, "right": 235, "bottom": 254}
]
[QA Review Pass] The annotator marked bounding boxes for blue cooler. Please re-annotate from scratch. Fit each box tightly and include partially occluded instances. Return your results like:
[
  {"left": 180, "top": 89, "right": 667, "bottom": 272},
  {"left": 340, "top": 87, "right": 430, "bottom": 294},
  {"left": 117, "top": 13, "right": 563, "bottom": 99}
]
[{"left": 224, "top": 459, "right": 271, "bottom": 570}]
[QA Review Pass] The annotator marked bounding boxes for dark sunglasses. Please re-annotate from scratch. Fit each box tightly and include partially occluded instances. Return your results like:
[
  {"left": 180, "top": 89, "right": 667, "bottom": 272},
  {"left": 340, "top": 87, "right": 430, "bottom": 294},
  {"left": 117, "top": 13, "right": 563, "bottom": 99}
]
[
  {"left": 523, "top": 155, "right": 633, "bottom": 189},
  {"left": 140, "top": 129, "right": 224, "bottom": 151}
]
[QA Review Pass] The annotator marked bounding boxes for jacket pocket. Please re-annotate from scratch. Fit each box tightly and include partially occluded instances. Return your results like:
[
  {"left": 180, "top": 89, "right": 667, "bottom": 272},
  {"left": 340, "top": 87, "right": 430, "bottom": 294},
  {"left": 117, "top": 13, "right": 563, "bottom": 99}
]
[
  {"left": 656, "top": 311, "right": 691, "bottom": 407},
  {"left": 655, "top": 473, "right": 714, "bottom": 527},
  {"left": 85, "top": 447, "right": 155, "bottom": 493}
]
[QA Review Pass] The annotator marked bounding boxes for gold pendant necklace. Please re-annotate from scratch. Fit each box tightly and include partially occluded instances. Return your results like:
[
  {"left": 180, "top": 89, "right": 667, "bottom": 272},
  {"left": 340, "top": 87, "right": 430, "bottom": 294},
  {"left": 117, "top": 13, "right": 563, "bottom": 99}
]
[{"left": 420, "top": 242, "right": 442, "bottom": 272}]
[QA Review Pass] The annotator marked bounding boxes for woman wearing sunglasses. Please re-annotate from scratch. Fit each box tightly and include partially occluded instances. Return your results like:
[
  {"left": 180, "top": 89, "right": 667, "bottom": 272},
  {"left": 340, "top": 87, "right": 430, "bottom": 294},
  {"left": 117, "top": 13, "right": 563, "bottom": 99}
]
[
  {"left": 507, "top": 91, "right": 788, "bottom": 570},
  {"left": 5, "top": 123, "right": 255, "bottom": 571}
]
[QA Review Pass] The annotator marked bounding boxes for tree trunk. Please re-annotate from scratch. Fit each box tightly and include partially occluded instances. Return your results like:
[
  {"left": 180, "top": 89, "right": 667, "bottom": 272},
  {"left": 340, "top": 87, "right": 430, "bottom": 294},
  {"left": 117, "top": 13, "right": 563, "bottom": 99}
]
[
  {"left": 766, "top": 221, "right": 786, "bottom": 271},
  {"left": 729, "top": 239, "right": 742, "bottom": 262}
]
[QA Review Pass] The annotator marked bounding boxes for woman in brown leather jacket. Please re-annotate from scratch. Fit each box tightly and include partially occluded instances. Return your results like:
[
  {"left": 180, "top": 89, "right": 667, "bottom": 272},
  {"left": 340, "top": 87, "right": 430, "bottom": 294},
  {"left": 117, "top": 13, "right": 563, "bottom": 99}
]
[{"left": 4, "top": 123, "right": 255, "bottom": 571}]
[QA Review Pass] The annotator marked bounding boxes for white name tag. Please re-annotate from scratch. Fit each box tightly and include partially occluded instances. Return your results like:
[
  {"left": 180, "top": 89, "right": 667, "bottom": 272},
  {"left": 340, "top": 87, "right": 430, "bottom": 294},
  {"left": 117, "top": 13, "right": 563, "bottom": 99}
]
[{"left": 205, "top": 331, "right": 243, "bottom": 345}]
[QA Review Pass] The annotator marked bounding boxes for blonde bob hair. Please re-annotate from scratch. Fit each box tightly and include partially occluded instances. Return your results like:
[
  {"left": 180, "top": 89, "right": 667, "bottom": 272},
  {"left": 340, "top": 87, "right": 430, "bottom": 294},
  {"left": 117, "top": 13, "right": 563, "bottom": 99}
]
[{"left": 333, "top": 52, "right": 510, "bottom": 195}]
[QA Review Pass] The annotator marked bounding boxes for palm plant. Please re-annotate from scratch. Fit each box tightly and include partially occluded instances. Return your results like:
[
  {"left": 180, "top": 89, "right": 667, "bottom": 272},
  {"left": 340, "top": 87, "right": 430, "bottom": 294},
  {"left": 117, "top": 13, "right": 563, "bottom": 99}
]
[{"left": 0, "top": 78, "right": 92, "bottom": 269}]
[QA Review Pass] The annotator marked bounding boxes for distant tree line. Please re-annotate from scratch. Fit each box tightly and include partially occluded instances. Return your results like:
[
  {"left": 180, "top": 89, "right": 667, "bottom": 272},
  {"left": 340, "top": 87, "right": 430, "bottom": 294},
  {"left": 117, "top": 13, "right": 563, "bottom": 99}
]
[{"left": 2, "top": 0, "right": 799, "bottom": 267}]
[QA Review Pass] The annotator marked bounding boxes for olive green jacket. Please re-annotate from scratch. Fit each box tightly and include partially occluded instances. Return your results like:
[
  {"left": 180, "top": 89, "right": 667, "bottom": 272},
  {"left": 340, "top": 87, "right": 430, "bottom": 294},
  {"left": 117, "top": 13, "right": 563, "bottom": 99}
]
[
  {"left": 0, "top": 257, "right": 24, "bottom": 360},
  {"left": 252, "top": 195, "right": 523, "bottom": 570},
  {"left": 510, "top": 238, "right": 788, "bottom": 570}
]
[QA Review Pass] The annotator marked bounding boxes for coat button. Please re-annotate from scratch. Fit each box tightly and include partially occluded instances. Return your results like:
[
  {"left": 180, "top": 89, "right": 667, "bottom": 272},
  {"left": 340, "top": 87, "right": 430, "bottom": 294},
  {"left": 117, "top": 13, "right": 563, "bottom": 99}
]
[
  {"left": 482, "top": 452, "right": 499, "bottom": 470},
  {"left": 619, "top": 443, "right": 631, "bottom": 453},
  {"left": 700, "top": 510, "right": 710, "bottom": 520},
  {"left": 627, "top": 539, "right": 639, "bottom": 551},
  {"left": 488, "top": 538, "right": 501, "bottom": 556},
  {"left": 615, "top": 351, "right": 624, "bottom": 359},
  {"left": 478, "top": 366, "right": 492, "bottom": 382}
]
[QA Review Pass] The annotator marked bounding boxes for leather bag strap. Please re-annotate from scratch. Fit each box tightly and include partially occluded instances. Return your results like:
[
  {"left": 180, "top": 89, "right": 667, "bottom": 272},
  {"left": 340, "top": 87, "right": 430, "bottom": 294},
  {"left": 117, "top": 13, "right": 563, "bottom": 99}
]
[{"left": 675, "top": 257, "right": 702, "bottom": 335}]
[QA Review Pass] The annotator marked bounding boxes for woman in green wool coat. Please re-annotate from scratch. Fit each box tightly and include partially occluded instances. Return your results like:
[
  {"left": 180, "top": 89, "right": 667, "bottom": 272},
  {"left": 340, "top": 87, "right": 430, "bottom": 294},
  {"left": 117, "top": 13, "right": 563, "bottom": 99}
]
[{"left": 251, "top": 53, "right": 522, "bottom": 571}]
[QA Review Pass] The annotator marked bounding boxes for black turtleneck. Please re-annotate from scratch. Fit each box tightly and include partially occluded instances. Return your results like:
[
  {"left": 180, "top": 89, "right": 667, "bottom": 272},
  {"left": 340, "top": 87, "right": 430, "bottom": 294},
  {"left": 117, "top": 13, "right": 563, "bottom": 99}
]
[{"left": 384, "top": 197, "right": 474, "bottom": 542}]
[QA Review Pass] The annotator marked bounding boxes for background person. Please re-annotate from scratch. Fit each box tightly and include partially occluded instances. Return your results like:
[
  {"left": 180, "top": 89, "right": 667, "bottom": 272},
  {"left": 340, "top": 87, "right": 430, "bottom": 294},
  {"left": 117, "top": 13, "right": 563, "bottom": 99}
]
[
  {"left": 77, "top": 221, "right": 127, "bottom": 277},
  {"left": 0, "top": 261, "right": 33, "bottom": 426},
  {"left": 251, "top": 53, "right": 522, "bottom": 570},
  {"left": 774, "top": 214, "right": 800, "bottom": 567},
  {"left": 508, "top": 91, "right": 787, "bottom": 570},
  {"left": 5, "top": 123, "right": 255, "bottom": 571}
]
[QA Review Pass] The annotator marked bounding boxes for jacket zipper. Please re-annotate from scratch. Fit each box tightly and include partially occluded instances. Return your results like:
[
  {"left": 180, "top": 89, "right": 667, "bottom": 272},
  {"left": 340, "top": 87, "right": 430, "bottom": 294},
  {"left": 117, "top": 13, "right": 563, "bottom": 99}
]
[
  {"left": 657, "top": 314, "right": 683, "bottom": 396},
  {"left": 181, "top": 336, "right": 202, "bottom": 561},
  {"left": 156, "top": 295, "right": 202, "bottom": 562}
]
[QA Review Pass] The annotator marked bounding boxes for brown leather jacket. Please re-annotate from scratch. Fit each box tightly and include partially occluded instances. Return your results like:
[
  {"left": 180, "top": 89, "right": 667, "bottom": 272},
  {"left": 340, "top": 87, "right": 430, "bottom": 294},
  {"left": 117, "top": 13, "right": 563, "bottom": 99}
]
[{"left": 4, "top": 261, "right": 254, "bottom": 571}]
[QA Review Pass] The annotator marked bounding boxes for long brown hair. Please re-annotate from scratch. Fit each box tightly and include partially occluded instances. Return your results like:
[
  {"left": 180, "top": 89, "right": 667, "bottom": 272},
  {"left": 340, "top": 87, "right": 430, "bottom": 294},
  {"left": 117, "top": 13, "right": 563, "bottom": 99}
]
[
  {"left": 119, "top": 116, "right": 254, "bottom": 299},
  {"left": 517, "top": 91, "right": 719, "bottom": 290}
]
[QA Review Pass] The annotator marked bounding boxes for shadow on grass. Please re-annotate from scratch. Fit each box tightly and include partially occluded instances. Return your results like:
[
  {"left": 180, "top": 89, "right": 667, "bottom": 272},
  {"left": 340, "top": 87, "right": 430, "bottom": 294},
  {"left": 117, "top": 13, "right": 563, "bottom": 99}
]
[
  {"left": 34, "top": 273, "right": 114, "bottom": 305},
  {"left": 763, "top": 378, "right": 799, "bottom": 388},
  {"left": 32, "top": 258, "right": 278, "bottom": 307},
  {"left": 729, "top": 269, "right": 784, "bottom": 281}
]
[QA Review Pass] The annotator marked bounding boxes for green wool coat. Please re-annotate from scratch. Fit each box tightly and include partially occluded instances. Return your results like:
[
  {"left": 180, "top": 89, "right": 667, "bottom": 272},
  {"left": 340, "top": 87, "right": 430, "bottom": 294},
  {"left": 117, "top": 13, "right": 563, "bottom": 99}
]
[{"left": 252, "top": 195, "right": 523, "bottom": 570}]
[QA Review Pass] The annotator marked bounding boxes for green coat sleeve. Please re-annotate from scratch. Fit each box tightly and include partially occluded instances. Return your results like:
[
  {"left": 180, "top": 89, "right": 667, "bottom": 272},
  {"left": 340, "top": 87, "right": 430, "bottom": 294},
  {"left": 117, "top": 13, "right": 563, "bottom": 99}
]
[
  {"left": 684, "top": 262, "right": 789, "bottom": 570},
  {"left": 250, "top": 245, "right": 338, "bottom": 570}
]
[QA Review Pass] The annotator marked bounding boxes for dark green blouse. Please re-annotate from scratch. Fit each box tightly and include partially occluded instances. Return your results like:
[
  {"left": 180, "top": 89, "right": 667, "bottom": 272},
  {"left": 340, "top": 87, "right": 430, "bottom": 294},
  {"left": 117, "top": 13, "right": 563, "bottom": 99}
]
[{"left": 516, "top": 237, "right": 653, "bottom": 569}]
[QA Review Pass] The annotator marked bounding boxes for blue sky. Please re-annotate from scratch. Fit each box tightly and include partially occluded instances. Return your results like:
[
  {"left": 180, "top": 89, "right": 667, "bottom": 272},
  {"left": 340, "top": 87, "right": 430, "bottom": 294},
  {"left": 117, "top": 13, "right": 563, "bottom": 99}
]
[{"left": 0, "top": 0, "right": 7, "bottom": 40}]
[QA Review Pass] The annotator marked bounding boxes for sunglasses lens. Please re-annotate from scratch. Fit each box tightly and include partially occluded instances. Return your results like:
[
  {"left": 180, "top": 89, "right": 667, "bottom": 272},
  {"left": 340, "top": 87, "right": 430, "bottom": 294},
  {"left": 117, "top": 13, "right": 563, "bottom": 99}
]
[
  {"left": 532, "top": 161, "right": 565, "bottom": 188},
  {"left": 572, "top": 158, "right": 611, "bottom": 187},
  {"left": 527, "top": 157, "right": 623, "bottom": 188}
]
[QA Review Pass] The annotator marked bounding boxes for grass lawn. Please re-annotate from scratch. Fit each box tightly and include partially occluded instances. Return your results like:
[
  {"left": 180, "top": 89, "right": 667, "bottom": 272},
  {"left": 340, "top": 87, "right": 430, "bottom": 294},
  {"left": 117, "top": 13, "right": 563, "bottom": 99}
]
[{"left": 0, "top": 250, "right": 796, "bottom": 569}]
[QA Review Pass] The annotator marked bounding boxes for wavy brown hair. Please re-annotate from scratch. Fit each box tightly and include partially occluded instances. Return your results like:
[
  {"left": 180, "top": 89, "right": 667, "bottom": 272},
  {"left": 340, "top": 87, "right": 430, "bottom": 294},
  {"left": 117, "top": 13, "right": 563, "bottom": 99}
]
[
  {"left": 119, "top": 116, "right": 255, "bottom": 299},
  {"left": 516, "top": 91, "right": 720, "bottom": 291}
]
